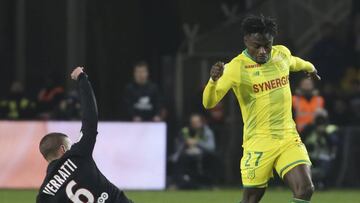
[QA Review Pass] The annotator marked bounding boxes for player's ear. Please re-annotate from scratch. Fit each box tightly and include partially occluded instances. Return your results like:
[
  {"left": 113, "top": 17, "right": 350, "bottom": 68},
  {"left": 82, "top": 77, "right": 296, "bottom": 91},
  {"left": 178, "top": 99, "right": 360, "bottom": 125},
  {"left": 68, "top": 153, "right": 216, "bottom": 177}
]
[
  {"left": 244, "top": 35, "right": 250, "bottom": 47},
  {"left": 60, "top": 145, "right": 67, "bottom": 154}
]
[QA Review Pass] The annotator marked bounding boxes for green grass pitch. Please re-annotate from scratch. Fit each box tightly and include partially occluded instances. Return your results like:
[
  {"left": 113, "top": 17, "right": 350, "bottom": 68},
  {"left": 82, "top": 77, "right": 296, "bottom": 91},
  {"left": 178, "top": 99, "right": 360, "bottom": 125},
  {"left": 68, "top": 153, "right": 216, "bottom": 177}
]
[{"left": 1, "top": 189, "right": 359, "bottom": 203}]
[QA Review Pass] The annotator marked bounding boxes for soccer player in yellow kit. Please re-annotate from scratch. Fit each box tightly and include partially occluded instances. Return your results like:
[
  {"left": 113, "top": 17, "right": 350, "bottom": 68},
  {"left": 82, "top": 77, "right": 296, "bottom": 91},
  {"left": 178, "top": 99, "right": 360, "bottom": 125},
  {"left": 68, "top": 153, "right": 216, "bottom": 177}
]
[{"left": 203, "top": 15, "right": 321, "bottom": 203}]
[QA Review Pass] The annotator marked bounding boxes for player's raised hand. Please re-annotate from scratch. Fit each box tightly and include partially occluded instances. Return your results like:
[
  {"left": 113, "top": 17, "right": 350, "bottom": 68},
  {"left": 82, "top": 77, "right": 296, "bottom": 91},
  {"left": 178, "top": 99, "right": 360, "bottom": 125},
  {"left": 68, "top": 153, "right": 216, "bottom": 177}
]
[
  {"left": 210, "top": 61, "right": 225, "bottom": 81},
  {"left": 71, "top": 67, "right": 84, "bottom": 80},
  {"left": 306, "top": 68, "right": 321, "bottom": 81}
]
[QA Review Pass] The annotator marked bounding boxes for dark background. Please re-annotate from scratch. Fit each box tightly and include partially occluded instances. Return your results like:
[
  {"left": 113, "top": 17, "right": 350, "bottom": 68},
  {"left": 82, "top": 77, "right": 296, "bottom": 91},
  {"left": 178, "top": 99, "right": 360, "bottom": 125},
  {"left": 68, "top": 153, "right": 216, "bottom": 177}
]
[{"left": 0, "top": 0, "right": 248, "bottom": 120}]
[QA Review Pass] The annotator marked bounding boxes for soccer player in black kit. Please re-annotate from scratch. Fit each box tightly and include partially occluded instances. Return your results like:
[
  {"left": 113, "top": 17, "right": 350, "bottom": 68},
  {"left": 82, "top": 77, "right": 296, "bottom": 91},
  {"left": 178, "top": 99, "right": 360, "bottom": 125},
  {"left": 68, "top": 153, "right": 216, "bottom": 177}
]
[{"left": 37, "top": 67, "right": 133, "bottom": 203}]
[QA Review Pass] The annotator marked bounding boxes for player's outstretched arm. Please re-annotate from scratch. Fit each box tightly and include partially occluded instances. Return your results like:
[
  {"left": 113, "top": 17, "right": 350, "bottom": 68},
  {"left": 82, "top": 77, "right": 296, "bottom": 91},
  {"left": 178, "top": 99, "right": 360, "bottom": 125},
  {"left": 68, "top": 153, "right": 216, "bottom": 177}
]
[
  {"left": 202, "top": 61, "right": 233, "bottom": 109},
  {"left": 289, "top": 55, "right": 321, "bottom": 81},
  {"left": 71, "top": 67, "right": 98, "bottom": 154}
]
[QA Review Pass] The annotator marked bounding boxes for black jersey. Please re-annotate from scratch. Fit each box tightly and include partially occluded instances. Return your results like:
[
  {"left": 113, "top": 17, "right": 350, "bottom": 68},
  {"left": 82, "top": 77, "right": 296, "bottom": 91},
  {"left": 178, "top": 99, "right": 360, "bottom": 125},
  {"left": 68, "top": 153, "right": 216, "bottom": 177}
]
[{"left": 37, "top": 73, "right": 133, "bottom": 203}]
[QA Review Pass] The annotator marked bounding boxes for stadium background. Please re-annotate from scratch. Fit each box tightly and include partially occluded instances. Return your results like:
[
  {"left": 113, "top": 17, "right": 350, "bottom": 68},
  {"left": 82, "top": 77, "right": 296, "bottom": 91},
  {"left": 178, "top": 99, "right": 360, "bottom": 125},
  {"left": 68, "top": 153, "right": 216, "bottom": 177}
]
[{"left": 1, "top": 0, "right": 360, "bottom": 202}]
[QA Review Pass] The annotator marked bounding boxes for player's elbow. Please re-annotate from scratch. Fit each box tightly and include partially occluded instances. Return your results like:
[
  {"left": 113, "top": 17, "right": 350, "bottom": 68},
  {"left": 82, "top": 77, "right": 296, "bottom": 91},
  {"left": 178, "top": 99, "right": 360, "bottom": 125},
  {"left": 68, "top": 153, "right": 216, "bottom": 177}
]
[
  {"left": 202, "top": 90, "right": 218, "bottom": 109},
  {"left": 203, "top": 104, "right": 215, "bottom": 109},
  {"left": 202, "top": 99, "right": 216, "bottom": 109}
]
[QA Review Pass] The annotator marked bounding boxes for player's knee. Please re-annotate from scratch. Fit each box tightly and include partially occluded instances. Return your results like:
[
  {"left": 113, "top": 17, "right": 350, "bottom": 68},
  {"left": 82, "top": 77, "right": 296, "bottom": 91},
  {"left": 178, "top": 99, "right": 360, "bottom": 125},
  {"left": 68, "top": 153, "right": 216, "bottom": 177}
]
[{"left": 293, "top": 183, "right": 314, "bottom": 199}]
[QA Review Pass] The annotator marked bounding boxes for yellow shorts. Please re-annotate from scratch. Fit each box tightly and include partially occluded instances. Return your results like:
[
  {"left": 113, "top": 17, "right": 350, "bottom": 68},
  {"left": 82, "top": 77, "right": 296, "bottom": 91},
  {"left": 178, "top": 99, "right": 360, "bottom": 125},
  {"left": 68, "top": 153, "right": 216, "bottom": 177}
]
[{"left": 240, "top": 136, "right": 311, "bottom": 188}]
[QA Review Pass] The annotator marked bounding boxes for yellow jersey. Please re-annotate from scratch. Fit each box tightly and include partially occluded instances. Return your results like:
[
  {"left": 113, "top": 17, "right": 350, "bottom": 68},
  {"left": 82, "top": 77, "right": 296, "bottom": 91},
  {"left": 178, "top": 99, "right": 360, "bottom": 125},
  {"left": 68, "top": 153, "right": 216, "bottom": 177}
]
[{"left": 203, "top": 45, "right": 315, "bottom": 143}]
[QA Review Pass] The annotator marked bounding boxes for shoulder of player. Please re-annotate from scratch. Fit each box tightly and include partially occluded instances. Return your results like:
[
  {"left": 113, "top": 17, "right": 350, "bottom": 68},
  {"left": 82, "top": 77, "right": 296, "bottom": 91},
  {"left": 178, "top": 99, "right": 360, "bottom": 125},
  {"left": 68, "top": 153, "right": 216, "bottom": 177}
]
[
  {"left": 225, "top": 54, "right": 243, "bottom": 71},
  {"left": 37, "top": 175, "right": 53, "bottom": 197},
  {"left": 67, "top": 142, "right": 93, "bottom": 158},
  {"left": 272, "top": 45, "right": 292, "bottom": 56},
  {"left": 38, "top": 180, "right": 47, "bottom": 192}
]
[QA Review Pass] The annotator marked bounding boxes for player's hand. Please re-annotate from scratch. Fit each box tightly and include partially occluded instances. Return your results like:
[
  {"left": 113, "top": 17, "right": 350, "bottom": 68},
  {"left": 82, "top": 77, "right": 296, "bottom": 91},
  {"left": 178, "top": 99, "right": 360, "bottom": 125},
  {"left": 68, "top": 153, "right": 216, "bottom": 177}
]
[
  {"left": 210, "top": 61, "right": 225, "bottom": 81},
  {"left": 306, "top": 68, "right": 321, "bottom": 81},
  {"left": 71, "top": 67, "right": 84, "bottom": 80}
]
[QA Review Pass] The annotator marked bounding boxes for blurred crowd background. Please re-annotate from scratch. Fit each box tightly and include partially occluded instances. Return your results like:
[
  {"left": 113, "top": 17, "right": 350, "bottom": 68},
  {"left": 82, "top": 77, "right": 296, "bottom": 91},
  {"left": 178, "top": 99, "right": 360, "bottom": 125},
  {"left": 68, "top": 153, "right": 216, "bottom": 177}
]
[{"left": 0, "top": 0, "right": 360, "bottom": 189}]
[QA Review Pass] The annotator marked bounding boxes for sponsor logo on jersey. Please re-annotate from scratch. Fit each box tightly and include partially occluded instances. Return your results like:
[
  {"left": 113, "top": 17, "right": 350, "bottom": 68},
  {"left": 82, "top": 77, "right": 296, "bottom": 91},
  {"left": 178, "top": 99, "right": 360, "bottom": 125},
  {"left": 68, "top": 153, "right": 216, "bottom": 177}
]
[
  {"left": 98, "top": 192, "right": 109, "bottom": 203},
  {"left": 245, "top": 64, "right": 261, "bottom": 69},
  {"left": 253, "top": 75, "right": 289, "bottom": 93}
]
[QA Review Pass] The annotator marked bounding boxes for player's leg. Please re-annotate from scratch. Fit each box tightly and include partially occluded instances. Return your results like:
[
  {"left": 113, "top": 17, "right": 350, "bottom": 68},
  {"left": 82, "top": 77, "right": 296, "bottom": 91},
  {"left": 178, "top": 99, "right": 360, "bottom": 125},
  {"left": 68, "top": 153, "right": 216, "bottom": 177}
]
[
  {"left": 275, "top": 137, "right": 313, "bottom": 203},
  {"left": 241, "top": 188, "right": 266, "bottom": 203},
  {"left": 240, "top": 146, "right": 278, "bottom": 203},
  {"left": 284, "top": 164, "right": 314, "bottom": 202}
]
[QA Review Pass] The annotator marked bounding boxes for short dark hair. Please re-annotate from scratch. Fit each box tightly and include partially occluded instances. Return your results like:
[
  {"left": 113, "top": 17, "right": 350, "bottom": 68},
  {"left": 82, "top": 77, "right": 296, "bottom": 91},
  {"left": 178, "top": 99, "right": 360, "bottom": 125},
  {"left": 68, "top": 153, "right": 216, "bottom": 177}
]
[
  {"left": 241, "top": 14, "right": 277, "bottom": 36},
  {"left": 39, "top": 132, "right": 68, "bottom": 161},
  {"left": 134, "top": 61, "right": 148, "bottom": 69}
]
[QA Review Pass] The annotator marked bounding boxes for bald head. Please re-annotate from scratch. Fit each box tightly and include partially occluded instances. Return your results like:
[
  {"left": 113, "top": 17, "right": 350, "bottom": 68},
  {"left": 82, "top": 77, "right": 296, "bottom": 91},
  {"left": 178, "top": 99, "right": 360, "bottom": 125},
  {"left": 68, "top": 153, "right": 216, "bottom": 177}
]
[{"left": 39, "top": 132, "right": 72, "bottom": 162}]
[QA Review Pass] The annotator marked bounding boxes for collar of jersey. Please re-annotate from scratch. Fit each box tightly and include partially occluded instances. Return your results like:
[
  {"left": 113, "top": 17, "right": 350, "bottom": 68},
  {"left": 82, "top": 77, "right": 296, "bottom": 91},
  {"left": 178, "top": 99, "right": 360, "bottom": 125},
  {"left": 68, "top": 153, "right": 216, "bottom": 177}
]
[{"left": 243, "top": 48, "right": 272, "bottom": 64}]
